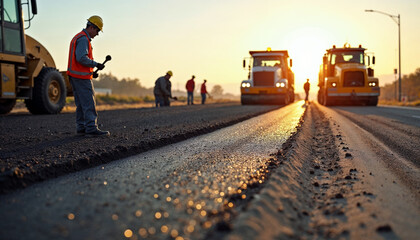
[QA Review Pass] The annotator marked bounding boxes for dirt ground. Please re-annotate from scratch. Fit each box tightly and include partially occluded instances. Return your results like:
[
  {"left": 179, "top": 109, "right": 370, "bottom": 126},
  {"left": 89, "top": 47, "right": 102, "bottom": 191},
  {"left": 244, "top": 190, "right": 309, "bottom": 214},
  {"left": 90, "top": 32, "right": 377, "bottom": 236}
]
[{"left": 0, "top": 103, "right": 278, "bottom": 193}]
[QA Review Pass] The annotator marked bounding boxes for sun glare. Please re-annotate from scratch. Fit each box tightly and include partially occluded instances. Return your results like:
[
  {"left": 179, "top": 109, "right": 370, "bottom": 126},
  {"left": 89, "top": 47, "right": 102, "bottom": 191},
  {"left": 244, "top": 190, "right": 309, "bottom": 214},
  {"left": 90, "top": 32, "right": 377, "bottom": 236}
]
[{"left": 285, "top": 27, "right": 332, "bottom": 91}]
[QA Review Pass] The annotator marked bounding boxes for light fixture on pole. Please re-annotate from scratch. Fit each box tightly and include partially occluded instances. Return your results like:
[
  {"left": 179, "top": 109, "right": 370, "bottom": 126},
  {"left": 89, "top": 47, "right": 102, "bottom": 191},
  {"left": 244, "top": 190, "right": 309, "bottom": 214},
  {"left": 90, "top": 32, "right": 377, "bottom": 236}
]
[{"left": 365, "top": 9, "right": 401, "bottom": 101}]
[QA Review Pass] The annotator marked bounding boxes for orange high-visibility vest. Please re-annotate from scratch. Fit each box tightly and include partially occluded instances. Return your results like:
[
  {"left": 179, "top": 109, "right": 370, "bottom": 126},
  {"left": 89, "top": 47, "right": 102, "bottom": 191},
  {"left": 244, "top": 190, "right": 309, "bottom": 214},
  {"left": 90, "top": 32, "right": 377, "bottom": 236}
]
[{"left": 67, "top": 30, "right": 93, "bottom": 79}]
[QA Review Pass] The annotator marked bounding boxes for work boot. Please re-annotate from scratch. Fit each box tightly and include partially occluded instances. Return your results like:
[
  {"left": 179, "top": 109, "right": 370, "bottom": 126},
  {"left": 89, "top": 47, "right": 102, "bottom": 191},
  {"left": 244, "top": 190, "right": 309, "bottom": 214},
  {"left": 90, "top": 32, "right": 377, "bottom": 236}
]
[
  {"left": 77, "top": 129, "right": 85, "bottom": 135},
  {"left": 86, "top": 129, "right": 110, "bottom": 137}
]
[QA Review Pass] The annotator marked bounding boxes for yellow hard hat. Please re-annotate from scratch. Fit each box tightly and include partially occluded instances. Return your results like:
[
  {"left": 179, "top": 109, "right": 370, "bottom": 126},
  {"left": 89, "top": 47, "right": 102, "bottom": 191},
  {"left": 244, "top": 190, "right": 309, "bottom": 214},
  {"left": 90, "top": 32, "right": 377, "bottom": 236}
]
[
  {"left": 87, "top": 15, "right": 103, "bottom": 32},
  {"left": 166, "top": 71, "right": 173, "bottom": 76}
]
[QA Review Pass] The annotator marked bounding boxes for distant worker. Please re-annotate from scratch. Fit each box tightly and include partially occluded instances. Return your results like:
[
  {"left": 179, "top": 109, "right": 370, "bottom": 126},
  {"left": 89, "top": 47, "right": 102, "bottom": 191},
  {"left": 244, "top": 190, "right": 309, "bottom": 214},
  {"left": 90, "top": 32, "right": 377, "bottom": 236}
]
[
  {"left": 67, "top": 15, "right": 109, "bottom": 137},
  {"left": 304, "top": 79, "right": 310, "bottom": 102},
  {"left": 154, "top": 71, "right": 175, "bottom": 107},
  {"left": 200, "top": 79, "right": 210, "bottom": 104},
  {"left": 185, "top": 75, "right": 195, "bottom": 105}
]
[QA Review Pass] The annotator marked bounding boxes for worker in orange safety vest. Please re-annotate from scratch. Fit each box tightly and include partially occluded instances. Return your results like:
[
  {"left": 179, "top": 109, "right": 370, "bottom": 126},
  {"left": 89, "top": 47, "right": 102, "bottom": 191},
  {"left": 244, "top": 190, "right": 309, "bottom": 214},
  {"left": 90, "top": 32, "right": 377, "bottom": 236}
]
[{"left": 67, "top": 15, "right": 109, "bottom": 137}]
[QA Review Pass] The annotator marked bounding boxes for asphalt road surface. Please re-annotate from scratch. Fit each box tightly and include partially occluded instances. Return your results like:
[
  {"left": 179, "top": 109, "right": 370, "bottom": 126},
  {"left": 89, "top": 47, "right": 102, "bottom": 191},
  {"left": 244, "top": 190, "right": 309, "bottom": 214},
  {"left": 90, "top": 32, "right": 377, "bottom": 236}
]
[
  {"left": 0, "top": 103, "right": 279, "bottom": 192},
  {"left": 334, "top": 105, "right": 420, "bottom": 128},
  {"left": 0, "top": 103, "right": 304, "bottom": 239},
  {"left": 226, "top": 103, "right": 419, "bottom": 240}
]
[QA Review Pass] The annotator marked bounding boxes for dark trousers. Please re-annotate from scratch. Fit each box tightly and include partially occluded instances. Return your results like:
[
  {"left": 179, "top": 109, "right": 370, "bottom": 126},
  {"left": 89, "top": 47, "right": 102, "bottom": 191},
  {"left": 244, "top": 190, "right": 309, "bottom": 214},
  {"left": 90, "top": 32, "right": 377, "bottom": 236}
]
[
  {"left": 69, "top": 77, "right": 98, "bottom": 133},
  {"left": 201, "top": 93, "right": 206, "bottom": 104},
  {"left": 155, "top": 94, "right": 170, "bottom": 107},
  {"left": 187, "top": 92, "right": 194, "bottom": 105}
]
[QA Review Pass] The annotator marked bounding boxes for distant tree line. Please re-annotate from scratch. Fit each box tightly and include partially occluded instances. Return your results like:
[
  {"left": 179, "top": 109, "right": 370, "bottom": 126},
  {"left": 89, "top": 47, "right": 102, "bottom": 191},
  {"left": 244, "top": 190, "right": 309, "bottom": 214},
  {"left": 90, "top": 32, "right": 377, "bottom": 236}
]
[
  {"left": 380, "top": 68, "right": 420, "bottom": 101},
  {"left": 93, "top": 73, "right": 238, "bottom": 99},
  {"left": 93, "top": 73, "right": 152, "bottom": 97},
  {"left": 210, "top": 84, "right": 237, "bottom": 99}
]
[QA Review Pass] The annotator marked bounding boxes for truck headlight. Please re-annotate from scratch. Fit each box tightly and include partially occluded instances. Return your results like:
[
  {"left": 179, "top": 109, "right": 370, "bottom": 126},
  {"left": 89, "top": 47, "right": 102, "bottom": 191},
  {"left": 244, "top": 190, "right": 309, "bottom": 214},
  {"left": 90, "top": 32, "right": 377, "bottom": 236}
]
[
  {"left": 276, "top": 82, "right": 286, "bottom": 88},
  {"left": 331, "top": 82, "right": 337, "bottom": 87},
  {"left": 368, "top": 82, "right": 376, "bottom": 87},
  {"left": 242, "top": 83, "right": 250, "bottom": 88}
]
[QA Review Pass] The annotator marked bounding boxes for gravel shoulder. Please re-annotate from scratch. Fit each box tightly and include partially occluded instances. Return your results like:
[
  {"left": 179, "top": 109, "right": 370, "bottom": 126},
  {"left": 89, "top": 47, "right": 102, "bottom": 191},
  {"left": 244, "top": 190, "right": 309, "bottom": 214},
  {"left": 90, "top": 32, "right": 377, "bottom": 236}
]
[
  {"left": 333, "top": 107, "right": 420, "bottom": 167},
  {"left": 224, "top": 102, "right": 420, "bottom": 240},
  {"left": 0, "top": 103, "right": 279, "bottom": 193}
]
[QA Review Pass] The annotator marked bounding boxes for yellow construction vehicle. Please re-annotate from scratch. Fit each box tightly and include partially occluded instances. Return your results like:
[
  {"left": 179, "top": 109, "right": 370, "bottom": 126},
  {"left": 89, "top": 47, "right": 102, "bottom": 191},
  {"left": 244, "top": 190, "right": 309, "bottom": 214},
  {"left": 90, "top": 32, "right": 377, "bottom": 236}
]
[
  {"left": 318, "top": 44, "right": 379, "bottom": 106},
  {"left": 241, "top": 48, "right": 294, "bottom": 105},
  {"left": 0, "top": 0, "right": 72, "bottom": 114}
]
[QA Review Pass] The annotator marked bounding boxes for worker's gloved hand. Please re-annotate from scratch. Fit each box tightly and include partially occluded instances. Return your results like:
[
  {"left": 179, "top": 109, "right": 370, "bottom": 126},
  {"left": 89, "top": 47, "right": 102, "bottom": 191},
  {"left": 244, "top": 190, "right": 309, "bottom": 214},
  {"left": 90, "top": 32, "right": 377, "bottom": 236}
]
[
  {"left": 172, "top": 97, "right": 178, "bottom": 100},
  {"left": 93, "top": 72, "right": 99, "bottom": 78},
  {"left": 96, "top": 63, "right": 105, "bottom": 70}
]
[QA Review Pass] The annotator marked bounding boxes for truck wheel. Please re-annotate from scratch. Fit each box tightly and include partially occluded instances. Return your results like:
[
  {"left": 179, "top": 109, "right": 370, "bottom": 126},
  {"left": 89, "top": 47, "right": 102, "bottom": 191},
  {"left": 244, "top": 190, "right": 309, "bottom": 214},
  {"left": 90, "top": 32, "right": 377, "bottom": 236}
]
[
  {"left": 367, "top": 97, "right": 378, "bottom": 106},
  {"left": 241, "top": 95, "right": 250, "bottom": 105},
  {"left": 25, "top": 67, "right": 67, "bottom": 114},
  {"left": 317, "top": 91, "right": 323, "bottom": 104},
  {"left": 284, "top": 94, "right": 290, "bottom": 105},
  {"left": 0, "top": 99, "right": 17, "bottom": 114},
  {"left": 323, "top": 93, "right": 332, "bottom": 106},
  {"left": 290, "top": 93, "right": 295, "bottom": 103}
]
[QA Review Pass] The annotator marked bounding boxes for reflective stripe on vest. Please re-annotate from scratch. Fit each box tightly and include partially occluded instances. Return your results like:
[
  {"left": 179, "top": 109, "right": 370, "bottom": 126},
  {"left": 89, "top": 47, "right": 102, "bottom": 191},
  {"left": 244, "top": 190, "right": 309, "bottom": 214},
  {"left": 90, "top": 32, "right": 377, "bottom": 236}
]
[{"left": 67, "top": 31, "right": 93, "bottom": 79}]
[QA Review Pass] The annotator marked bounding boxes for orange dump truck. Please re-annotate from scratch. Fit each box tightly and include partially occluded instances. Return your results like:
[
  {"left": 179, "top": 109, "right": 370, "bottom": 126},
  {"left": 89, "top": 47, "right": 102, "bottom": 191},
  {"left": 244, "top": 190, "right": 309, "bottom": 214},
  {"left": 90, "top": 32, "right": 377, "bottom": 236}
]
[
  {"left": 318, "top": 44, "right": 379, "bottom": 106},
  {"left": 241, "top": 48, "right": 294, "bottom": 105}
]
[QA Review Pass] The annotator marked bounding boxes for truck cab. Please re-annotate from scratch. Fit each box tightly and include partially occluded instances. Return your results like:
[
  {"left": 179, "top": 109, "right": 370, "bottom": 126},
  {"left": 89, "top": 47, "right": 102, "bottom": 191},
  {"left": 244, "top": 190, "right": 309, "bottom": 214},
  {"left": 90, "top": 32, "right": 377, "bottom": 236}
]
[
  {"left": 0, "top": 0, "right": 27, "bottom": 104},
  {"left": 241, "top": 48, "right": 294, "bottom": 105},
  {"left": 318, "top": 44, "right": 379, "bottom": 106}
]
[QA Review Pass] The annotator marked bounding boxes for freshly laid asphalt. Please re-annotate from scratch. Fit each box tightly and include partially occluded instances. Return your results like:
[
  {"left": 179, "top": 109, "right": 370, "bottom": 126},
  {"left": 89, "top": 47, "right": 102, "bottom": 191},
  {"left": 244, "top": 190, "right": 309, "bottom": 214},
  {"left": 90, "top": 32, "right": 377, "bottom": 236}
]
[
  {"left": 0, "top": 103, "right": 279, "bottom": 192},
  {"left": 0, "top": 103, "right": 305, "bottom": 240}
]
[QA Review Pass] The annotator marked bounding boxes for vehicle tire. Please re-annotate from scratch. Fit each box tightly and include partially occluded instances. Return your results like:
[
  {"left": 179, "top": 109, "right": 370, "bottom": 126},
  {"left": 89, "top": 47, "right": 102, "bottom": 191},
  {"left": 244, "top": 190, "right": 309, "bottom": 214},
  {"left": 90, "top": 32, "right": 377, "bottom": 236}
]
[
  {"left": 283, "top": 94, "right": 289, "bottom": 105},
  {"left": 289, "top": 92, "right": 294, "bottom": 103},
  {"left": 323, "top": 93, "right": 332, "bottom": 106},
  {"left": 367, "top": 97, "right": 378, "bottom": 106},
  {"left": 0, "top": 99, "right": 17, "bottom": 114},
  {"left": 25, "top": 67, "right": 67, "bottom": 114},
  {"left": 317, "top": 90, "right": 323, "bottom": 105},
  {"left": 241, "top": 96, "right": 248, "bottom": 105},
  {"left": 241, "top": 95, "right": 252, "bottom": 105}
]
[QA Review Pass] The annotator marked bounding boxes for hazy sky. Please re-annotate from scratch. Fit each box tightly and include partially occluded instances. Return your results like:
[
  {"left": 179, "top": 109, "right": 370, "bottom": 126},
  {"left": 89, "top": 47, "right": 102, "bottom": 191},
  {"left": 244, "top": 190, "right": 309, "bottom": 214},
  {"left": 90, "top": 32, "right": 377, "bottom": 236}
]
[{"left": 25, "top": 0, "right": 420, "bottom": 95}]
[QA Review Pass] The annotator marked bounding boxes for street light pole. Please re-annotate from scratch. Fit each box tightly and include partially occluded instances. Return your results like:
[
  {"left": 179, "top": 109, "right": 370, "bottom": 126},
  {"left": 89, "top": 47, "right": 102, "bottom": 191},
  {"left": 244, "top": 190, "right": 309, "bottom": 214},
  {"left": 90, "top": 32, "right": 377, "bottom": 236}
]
[
  {"left": 365, "top": 10, "right": 402, "bottom": 101},
  {"left": 398, "top": 14, "right": 401, "bottom": 102}
]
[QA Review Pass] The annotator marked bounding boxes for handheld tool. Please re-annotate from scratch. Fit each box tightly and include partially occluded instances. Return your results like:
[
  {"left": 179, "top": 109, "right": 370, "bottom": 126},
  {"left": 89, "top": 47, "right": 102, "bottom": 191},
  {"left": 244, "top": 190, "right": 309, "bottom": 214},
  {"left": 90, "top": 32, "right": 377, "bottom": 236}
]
[{"left": 93, "top": 55, "right": 112, "bottom": 78}]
